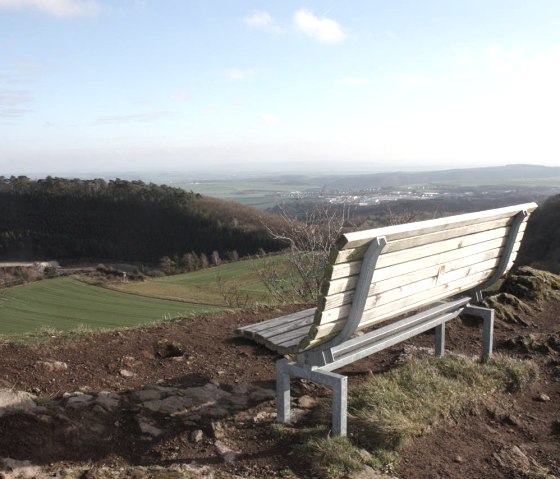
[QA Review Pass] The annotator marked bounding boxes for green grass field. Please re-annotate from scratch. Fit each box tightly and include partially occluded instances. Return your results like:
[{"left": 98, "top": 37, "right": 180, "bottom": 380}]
[
  {"left": 109, "top": 256, "right": 283, "bottom": 305},
  {"left": 0, "top": 277, "right": 223, "bottom": 336}
]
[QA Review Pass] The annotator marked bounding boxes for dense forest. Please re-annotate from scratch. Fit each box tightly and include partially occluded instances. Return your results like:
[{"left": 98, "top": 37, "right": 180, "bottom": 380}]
[
  {"left": 518, "top": 194, "right": 560, "bottom": 273},
  {"left": 0, "top": 176, "right": 284, "bottom": 263}
]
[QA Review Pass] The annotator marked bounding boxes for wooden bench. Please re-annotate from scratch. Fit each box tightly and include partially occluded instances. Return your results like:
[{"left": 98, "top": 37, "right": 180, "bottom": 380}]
[{"left": 236, "top": 203, "right": 537, "bottom": 435}]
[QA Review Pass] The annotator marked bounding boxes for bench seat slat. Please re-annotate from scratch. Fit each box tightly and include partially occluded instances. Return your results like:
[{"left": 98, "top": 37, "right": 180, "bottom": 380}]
[
  {"left": 237, "top": 308, "right": 315, "bottom": 334},
  {"left": 259, "top": 316, "right": 315, "bottom": 340}
]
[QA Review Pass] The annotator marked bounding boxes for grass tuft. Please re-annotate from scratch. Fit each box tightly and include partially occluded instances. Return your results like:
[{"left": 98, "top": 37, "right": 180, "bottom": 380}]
[
  {"left": 348, "top": 355, "right": 538, "bottom": 450},
  {"left": 294, "top": 354, "right": 539, "bottom": 477},
  {"left": 297, "top": 435, "right": 363, "bottom": 479}
]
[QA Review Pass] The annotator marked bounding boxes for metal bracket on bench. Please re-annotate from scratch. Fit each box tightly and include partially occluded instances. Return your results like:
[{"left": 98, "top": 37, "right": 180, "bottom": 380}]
[{"left": 470, "top": 210, "right": 528, "bottom": 303}]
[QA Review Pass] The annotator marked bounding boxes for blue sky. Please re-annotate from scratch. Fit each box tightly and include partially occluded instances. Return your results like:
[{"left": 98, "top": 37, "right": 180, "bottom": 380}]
[{"left": 1, "top": 0, "right": 559, "bottom": 176}]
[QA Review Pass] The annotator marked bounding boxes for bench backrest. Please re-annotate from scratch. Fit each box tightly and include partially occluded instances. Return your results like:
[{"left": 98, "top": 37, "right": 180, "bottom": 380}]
[{"left": 297, "top": 203, "right": 537, "bottom": 351}]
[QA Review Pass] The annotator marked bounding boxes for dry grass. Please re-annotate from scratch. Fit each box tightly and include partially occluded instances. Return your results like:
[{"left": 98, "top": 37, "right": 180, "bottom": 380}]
[{"left": 296, "top": 354, "right": 539, "bottom": 477}]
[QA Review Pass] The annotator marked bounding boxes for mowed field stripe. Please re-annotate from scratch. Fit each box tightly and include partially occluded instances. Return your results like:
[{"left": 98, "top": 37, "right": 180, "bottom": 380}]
[{"left": 0, "top": 277, "right": 223, "bottom": 335}]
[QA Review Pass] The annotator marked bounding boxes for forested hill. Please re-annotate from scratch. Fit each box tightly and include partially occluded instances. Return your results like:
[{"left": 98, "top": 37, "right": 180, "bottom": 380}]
[
  {"left": 0, "top": 176, "right": 284, "bottom": 262},
  {"left": 518, "top": 194, "right": 560, "bottom": 274}
]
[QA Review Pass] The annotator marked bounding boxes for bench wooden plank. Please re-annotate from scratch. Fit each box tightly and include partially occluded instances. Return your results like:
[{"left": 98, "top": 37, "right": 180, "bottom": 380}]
[
  {"left": 315, "top": 269, "right": 502, "bottom": 338},
  {"left": 320, "top": 255, "right": 504, "bottom": 310},
  {"left": 237, "top": 308, "right": 315, "bottom": 334},
  {"left": 336, "top": 203, "right": 536, "bottom": 250},
  {"left": 321, "top": 248, "right": 517, "bottom": 296},
  {"left": 331, "top": 216, "right": 515, "bottom": 264},
  {"left": 328, "top": 233, "right": 523, "bottom": 281},
  {"left": 258, "top": 316, "right": 315, "bottom": 340}
]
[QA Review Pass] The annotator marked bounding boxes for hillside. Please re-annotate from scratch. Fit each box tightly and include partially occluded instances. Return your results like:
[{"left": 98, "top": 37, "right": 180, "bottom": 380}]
[
  {"left": 518, "top": 194, "right": 560, "bottom": 273},
  {"left": 0, "top": 177, "right": 285, "bottom": 263}
]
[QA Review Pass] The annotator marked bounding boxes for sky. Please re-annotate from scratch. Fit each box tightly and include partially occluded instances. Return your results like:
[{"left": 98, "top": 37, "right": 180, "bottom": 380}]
[{"left": 1, "top": 0, "right": 560, "bottom": 176}]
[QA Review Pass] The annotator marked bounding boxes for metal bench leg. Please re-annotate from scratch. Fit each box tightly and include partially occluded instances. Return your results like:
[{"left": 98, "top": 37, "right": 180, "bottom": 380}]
[
  {"left": 463, "top": 305, "right": 495, "bottom": 361},
  {"left": 332, "top": 375, "right": 348, "bottom": 436},
  {"left": 482, "top": 309, "right": 495, "bottom": 361},
  {"left": 435, "top": 323, "right": 445, "bottom": 357},
  {"left": 276, "top": 359, "right": 291, "bottom": 424}
]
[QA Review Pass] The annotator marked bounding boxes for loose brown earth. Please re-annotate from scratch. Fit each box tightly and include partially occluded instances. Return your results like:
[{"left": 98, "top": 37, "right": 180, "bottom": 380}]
[{"left": 0, "top": 297, "right": 559, "bottom": 478}]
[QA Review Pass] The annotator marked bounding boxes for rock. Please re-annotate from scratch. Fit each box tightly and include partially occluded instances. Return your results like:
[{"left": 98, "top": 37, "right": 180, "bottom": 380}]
[
  {"left": 493, "top": 445, "right": 531, "bottom": 469},
  {"left": 154, "top": 339, "right": 186, "bottom": 358},
  {"left": 502, "top": 414, "right": 522, "bottom": 428},
  {"left": 248, "top": 386, "right": 275, "bottom": 402},
  {"left": 231, "top": 383, "right": 251, "bottom": 395},
  {"left": 95, "top": 392, "right": 120, "bottom": 411},
  {"left": 214, "top": 440, "right": 240, "bottom": 462},
  {"left": 358, "top": 448, "right": 373, "bottom": 462},
  {"left": 153, "top": 395, "right": 194, "bottom": 414},
  {"left": 253, "top": 410, "right": 276, "bottom": 423},
  {"left": 190, "top": 429, "right": 204, "bottom": 443},
  {"left": 453, "top": 455, "right": 464, "bottom": 463},
  {"left": 132, "top": 388, "right": 162, "bottom": 402},
  {"left": 137, "top": 417, "right": 163, "bottom": 437},
  {"left": 535, "top": 393, "right": 551, "bottom": 402},
  {"left": 119, "top": 369, "right": 134, "bottom": 378},
  {"left": 66, "top": 394, "right": 94, "bottom": 409},
  {"left": 121, "top": 356, "right": 140, "bottom": 368},
  {"left": 297, "top": 395, "right": 318, "bottom": 409},
  {"left": 202, "top": 406, "right": 229, "bottom": 418},
  {"left": 0, "top": 390, "right": 37, "bottom": 417},
  {"left": 211, "top": 420, "right": 227, "bottom": 439},
  {"left": 35, "top": 360, "right": 68, "bottom": 372},
  {"left": 348, "top": 465, "right": 399, "bottom": 479},
  {"left": 0, "top": 457, "right": 42, "bottom": 478}
]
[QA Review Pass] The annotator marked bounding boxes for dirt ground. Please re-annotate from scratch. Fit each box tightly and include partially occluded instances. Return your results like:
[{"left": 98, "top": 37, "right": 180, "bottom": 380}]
[{"left": 0, "top": 297, "right": 559, "bottom": 479}]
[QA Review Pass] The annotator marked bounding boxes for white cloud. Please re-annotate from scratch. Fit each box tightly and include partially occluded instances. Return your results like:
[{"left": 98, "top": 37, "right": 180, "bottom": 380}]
[
  {"left": 0, "top": 0, "right": 100, "bottom": 17},
  {"left": 244, "top": 10, "right": 272, "bottom": 28},
  {"left": 337, "top": 77, "right": 370, "bottom": 85},
  {"left": 224, "top": 68, "right": 253, "bottom": 81},
  {"left": 243, "top": 10, "right": 282, "bottom": 34},
  {"left": 259, "top": 114, "right": 278, "bottom": 124},
  {"left": 294, "top": 9, "right": 345, "bottom": 44}
]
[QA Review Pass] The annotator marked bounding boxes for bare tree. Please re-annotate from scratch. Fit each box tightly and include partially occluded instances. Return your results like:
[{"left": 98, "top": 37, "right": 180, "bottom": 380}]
[
  {"left": 385, "top": 204, "right": 417, "bottom": 226},
  {"left": 257, "top": 203, "right": 351, "bottom": 303},
  {"left": 216, "top": 273, "right": 250, "bottom": 308}
]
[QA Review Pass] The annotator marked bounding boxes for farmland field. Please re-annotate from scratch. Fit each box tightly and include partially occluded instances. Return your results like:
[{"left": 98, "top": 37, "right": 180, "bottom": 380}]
[
  {"left": 0, "top": 277, "right": 223, "bottom": 336},
  {"left": 108, "top": 256, "right": 286, "bottom": 305}
]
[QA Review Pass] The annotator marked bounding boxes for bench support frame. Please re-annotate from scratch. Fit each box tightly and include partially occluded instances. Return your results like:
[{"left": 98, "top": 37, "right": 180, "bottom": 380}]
[{"left": 277, "top": 300, "right": 496, "bottom": 436}]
